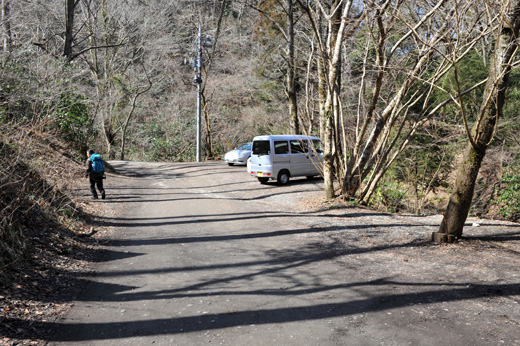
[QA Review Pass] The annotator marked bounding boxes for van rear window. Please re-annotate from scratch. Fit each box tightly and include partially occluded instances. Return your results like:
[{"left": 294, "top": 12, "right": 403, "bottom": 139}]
[{"left": 252, "top": 140, "right": 270, "bottom": 155}]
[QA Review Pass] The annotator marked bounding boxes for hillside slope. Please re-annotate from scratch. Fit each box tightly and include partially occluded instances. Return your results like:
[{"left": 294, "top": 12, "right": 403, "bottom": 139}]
[{"left": 0, "top": 124, "right": 101, "bottom": 344}]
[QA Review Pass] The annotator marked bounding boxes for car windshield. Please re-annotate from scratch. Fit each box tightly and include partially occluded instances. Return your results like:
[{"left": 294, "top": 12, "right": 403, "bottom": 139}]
[
  {"left": 236, "top": 143, "right": 252, "bottom": 150},
  {"left": 252, "top": 140, "right": 270, "bottom": 155}
]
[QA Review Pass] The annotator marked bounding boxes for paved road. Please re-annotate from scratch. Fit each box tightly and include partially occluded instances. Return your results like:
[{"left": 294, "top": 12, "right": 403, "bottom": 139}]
[
  {"left": 48, "top": 161, "right": 520, "bottom": 345},
  {"left": 52, "top": 161, "right": 341, "bottom": 345}
]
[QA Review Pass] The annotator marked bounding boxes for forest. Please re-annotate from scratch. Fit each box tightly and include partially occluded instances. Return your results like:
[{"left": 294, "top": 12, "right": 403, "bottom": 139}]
[{"left": 1, "top": 0, "right": 520, "bottom": 234}]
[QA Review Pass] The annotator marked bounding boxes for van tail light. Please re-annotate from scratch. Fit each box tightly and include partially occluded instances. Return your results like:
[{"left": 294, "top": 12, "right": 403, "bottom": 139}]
[{"left": 251, "top": 172, "right": 271, "bottom": 176}]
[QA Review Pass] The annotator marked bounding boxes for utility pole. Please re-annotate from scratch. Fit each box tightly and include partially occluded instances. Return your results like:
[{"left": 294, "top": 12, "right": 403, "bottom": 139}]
[{"left": 195, "top": 24, "right": 203, "bottom": 163}]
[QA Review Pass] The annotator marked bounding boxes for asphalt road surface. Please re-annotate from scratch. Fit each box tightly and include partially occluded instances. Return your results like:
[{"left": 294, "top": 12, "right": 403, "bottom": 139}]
[{"left": 49, "top": 161, "right": 520, "bottom": 346}]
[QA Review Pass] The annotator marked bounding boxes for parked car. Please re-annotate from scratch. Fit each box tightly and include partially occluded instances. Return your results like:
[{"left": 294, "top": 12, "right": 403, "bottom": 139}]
[
  {"left": 248, "top": 135, "right": 323, "bottom": 184},
  {"left": 224, "top": 142, "right": 252, "bottom": 166}
]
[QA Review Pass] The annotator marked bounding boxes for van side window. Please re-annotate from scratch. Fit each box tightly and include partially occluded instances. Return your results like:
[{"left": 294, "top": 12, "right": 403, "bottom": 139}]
[
  {"left": 252, "top": 140, "right": 270, "bottom": 155},
  {"left": 274, "top": 141, "right": 289, "bottom": 154},
  {"left": 290, "top": 140, "right": 308, "bottom": 154},
  {"left": 311, "top": 140, "right": 323, "bottom": 153}
]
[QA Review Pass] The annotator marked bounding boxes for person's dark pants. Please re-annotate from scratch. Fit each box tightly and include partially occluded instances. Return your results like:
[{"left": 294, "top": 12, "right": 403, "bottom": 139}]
[{"left": 89, "top": 175, "right": 105, "bottom": 199}]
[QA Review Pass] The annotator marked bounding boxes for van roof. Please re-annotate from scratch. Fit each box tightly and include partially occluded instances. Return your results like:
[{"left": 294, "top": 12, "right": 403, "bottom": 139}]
[{"left": 252, "top": 134, "right": 321, "bottom": 141}]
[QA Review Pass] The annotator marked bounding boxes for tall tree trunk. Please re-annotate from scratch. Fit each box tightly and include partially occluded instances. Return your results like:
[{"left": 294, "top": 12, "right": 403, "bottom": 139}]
[
  {"left": 64, "top": 0, "right": 77, "bottom": 60},
  {"left": 286, "top": 0, "right": 299, "bottom": 134},
  {"left": 321, "top": 104, "right": 336, "bottom": 199},
  {"left": 203, "top": 94, "right": 212, "bottom": 158},
  {"left": 312, "top": 0, "right": 354, "bottom": 200},
  {"left": 1, "top": 0, "right": 12, "bottom": 52},
  {"left": 104, "top": 119, "right": 115, "bottom": 159},
  {"left": 317, "top": 49, "right": 334, "bottom": 198},
  {"left": 439, "top": 0, "right": 520, "bottom": 239},
  {"left": 319, "top": 2, "right": 341, "bottom": 200},
  {"left": 199, "top": 0, "right": 227, "bottom": 160}
]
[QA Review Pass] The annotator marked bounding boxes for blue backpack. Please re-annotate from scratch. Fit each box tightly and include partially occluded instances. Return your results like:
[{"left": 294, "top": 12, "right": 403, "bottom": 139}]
[{"left": 91, "top": 153, "right": 105, "bottom": 174}]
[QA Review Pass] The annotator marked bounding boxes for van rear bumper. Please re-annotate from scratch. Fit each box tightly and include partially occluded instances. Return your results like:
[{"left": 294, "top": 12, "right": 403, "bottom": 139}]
[
  {"left": 250, "top": 171, "right": 273, "bottom": 179},
  {"left": 249, "top": 164, "right": 275, "bottom": 179}
]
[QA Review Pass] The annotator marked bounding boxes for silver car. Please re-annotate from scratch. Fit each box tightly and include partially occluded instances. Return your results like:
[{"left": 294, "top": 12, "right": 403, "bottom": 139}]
[{"left": 224, "top": 142, "right": 252, "bottom": 166}]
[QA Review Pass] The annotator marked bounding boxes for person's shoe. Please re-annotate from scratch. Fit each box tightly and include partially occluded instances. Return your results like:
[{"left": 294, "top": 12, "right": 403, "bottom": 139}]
[
  {"left": 92, "top": 195, "right": 98, "bottom": 199},
  {"left": 101, "top": 191, "right": 106, "bottom": 199}
]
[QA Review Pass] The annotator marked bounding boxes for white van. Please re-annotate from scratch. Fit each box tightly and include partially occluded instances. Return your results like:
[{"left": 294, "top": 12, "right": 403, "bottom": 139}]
[{"left": 248, "top": 135, "right": 323, "bottom": 185}]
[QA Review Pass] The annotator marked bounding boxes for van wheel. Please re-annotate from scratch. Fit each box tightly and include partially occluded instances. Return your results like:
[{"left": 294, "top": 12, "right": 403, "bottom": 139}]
[
  {"left": 257, "top": 177, "right": 269, "bottom": 184},
  {"left": 277, "top": 170, "right": 290, "bottom": 185}
]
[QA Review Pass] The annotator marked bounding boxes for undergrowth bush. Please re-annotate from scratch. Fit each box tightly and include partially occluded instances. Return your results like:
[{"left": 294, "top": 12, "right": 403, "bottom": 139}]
[
  {"left": 369, "top": 180, "right": 407, "bottom": 213},
  {"left": 140, "top": 120, "right": 197, "bottom": 162},
  {"left": 495, "top": 164, "right": 520, "bottom": 221},
  {"left": 52, "top": 93, "right": 93, "bottom": 152}
]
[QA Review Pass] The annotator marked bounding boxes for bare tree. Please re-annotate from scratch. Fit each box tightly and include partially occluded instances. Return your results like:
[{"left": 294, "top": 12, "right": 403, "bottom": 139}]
[
  {"left": 248, "top": 0, "right": 301, "bottom": 134},
  {"left": 298, "top": 0, "right": 359, "bottom": 199},
  {"left": 200, "top": 0, "right": 228, "bottom": 159},
  {"left": 341, "top": 0, "right": 454, "bottom": 201},
  {"left": 297, "top": 0, "right": 500, "bottom": 207},
  {"left": 79, "top": 0, "right": 151, "bottom": 159},
  {"left": 439, "top": 0, "right": 520, "bottom": 240}
]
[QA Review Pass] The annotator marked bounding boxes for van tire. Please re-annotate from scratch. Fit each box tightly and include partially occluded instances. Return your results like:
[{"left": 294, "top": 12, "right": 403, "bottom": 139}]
[
  {"left": 277, "top": 170, "right": 290, "bottom": 185},
  {"left": 257, "top": 177, "right": 269, "bottom": 184}
]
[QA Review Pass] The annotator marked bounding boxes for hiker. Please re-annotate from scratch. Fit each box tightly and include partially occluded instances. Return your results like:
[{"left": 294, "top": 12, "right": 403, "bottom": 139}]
[{"left": 86, "top": 149, "right": 106, "bottom": 199}]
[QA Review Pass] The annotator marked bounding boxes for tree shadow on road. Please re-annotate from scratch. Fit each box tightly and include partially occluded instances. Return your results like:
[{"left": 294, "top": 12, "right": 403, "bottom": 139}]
[
  {"left": 15, "top": 162, "right": 516, "bottom": 344},
  {"left": 5, "top": 277, "right": 520, "bottom": 342},
  {"left": 3, "top": 223, "right": 520, "bottom": 343}
]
